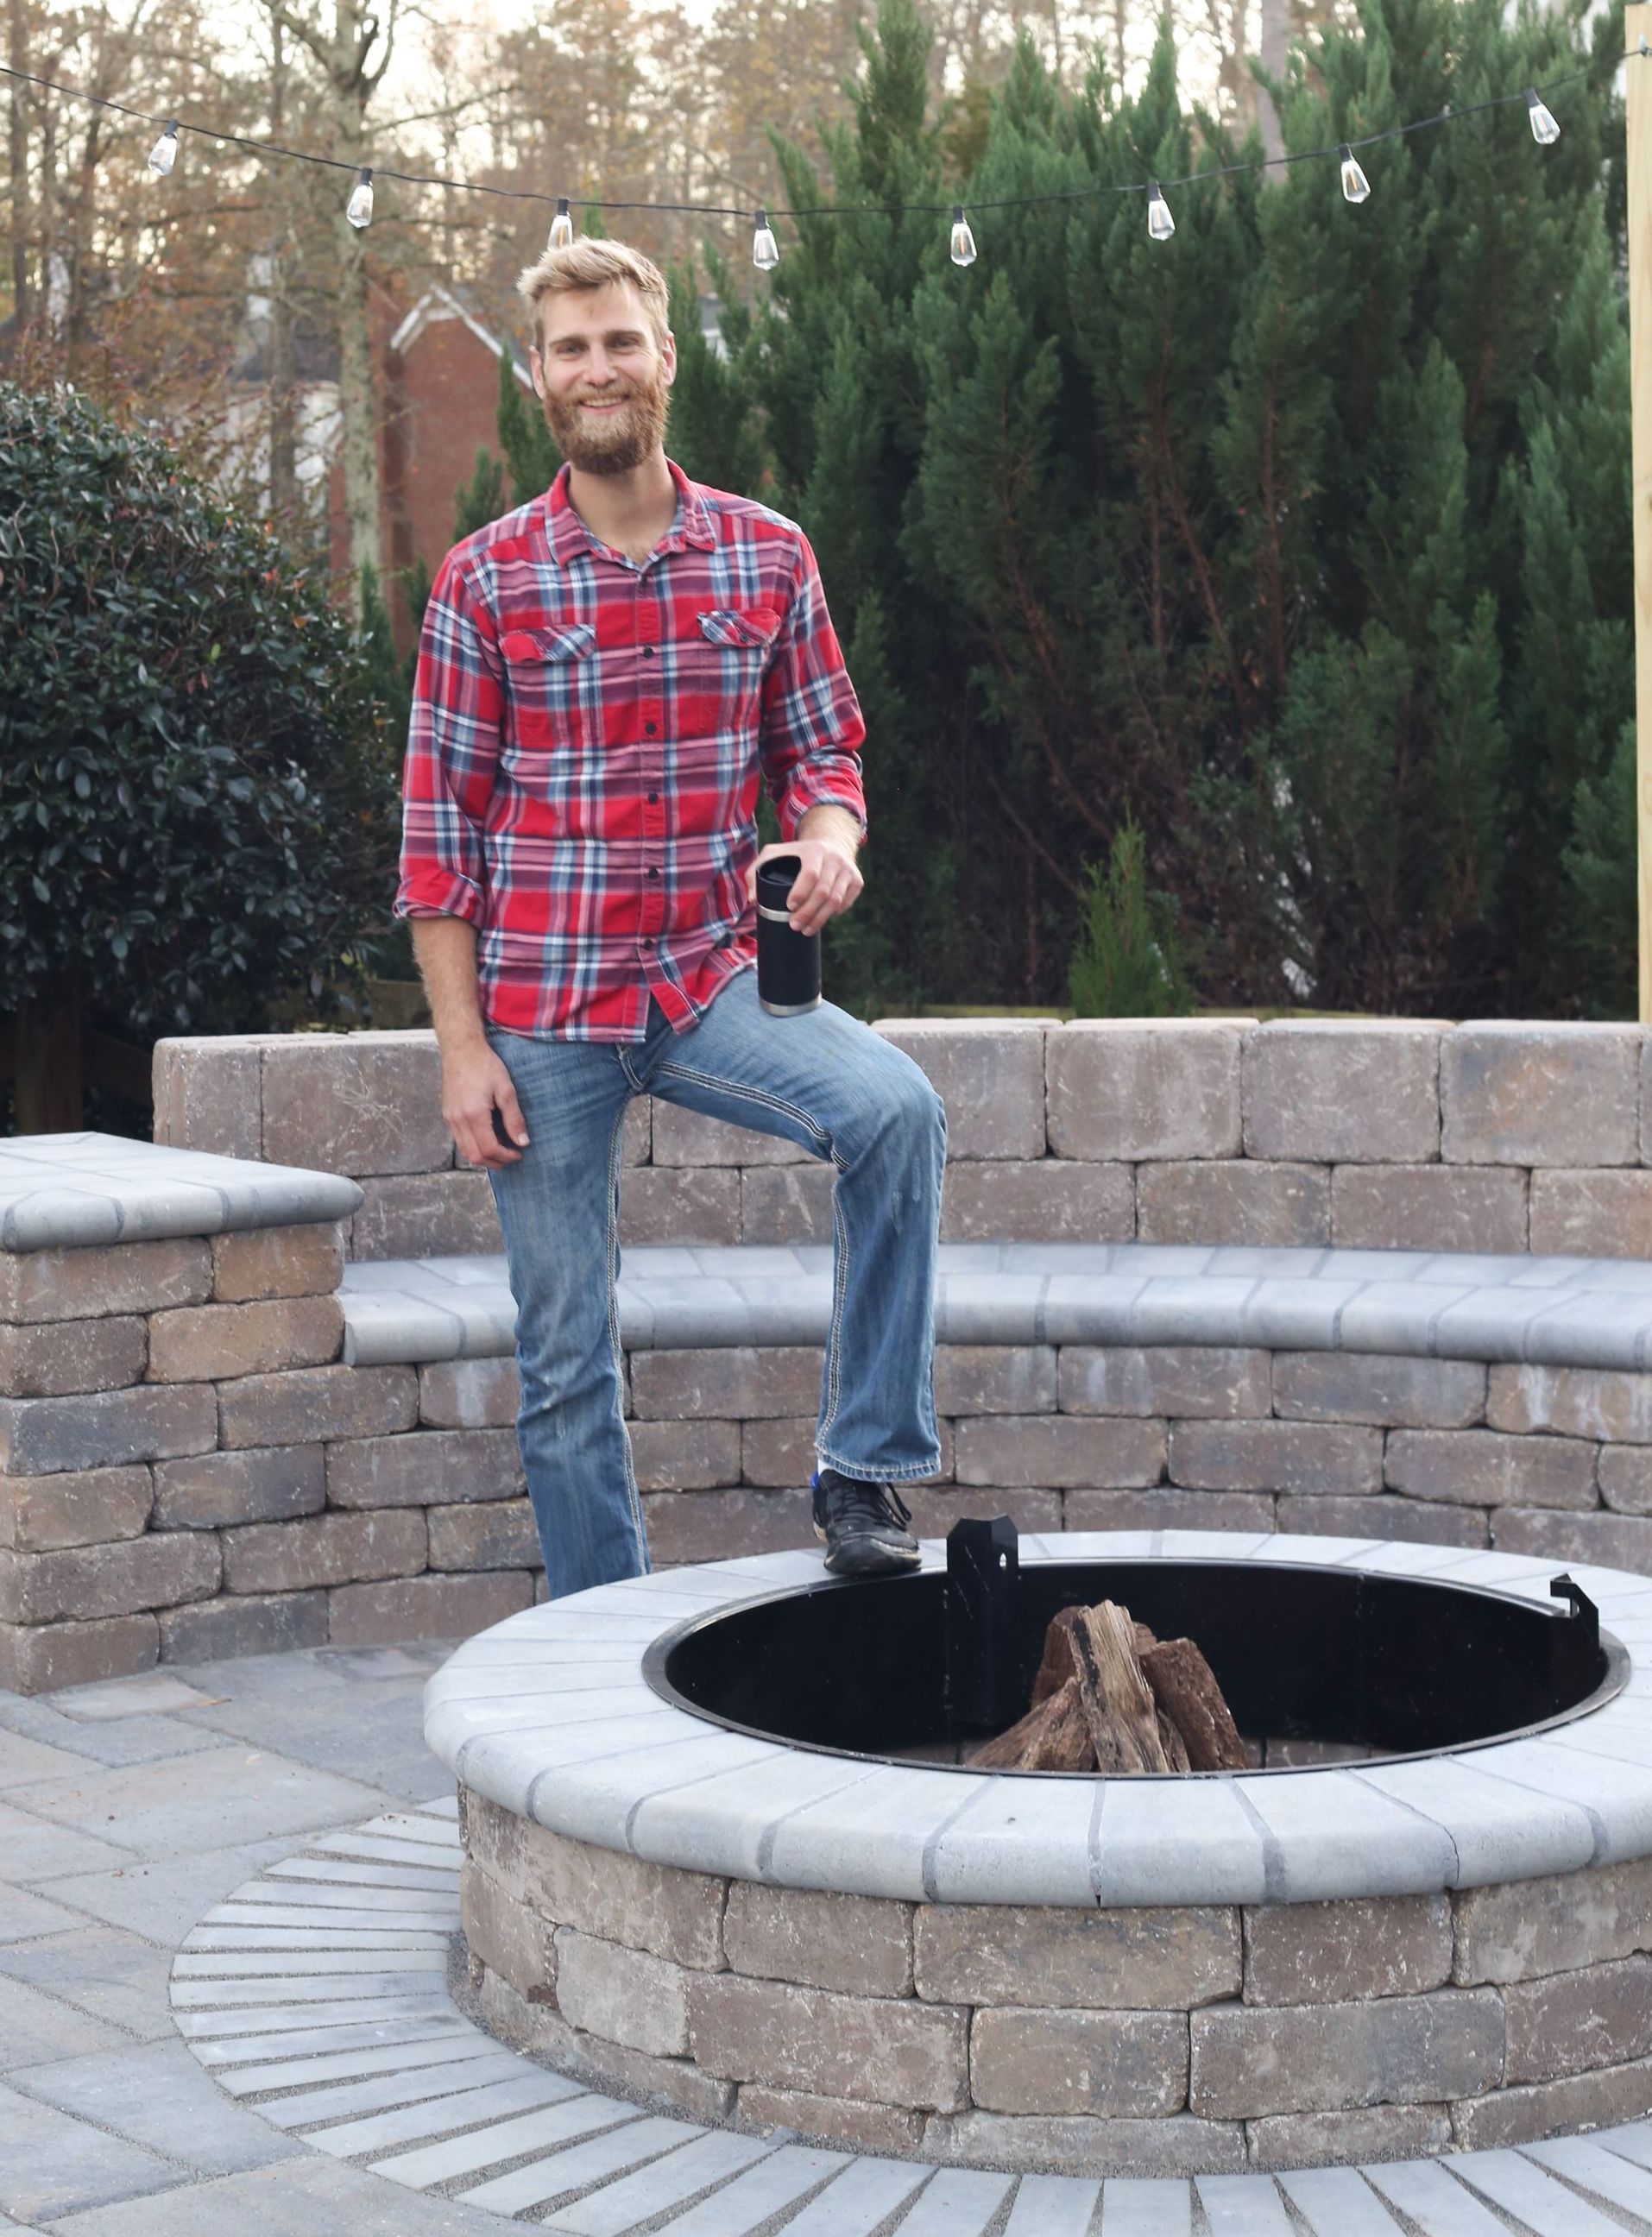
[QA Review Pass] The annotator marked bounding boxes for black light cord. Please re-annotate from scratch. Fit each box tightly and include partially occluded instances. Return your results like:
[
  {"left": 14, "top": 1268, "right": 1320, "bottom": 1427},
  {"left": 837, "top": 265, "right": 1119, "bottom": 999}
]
[{"left": 0, "top": 49, "right": 1630, "bottom": 226}]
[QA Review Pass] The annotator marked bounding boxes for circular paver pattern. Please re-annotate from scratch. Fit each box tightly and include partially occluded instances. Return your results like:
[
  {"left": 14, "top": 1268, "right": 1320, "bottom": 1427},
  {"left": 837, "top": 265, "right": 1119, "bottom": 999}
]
[{"left": 168, "top": 1795, "right": 1652, "bottom": 2234}]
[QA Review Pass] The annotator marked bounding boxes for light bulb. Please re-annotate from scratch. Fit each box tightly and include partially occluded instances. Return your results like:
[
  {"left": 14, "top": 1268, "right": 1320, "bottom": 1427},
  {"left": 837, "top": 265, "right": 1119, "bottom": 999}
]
[
  {"left": 549, "top": 197, "right": 574, "bottom": 249},
  {"left": 147, "top": 122, "right": 180, "bottom": 176},
  {"left": 1340, "top": 145, "right": 1371, "bottom": 203},
  {"left": 346, "top": 167, "right": 374, "bottom": 229},
  {"left": 949, "top": 205, "right": 977, "bottom": 266},
  {"left": 1526, "top": 88, "right": 1560, "bottom": 144},
  {"left": 752, "top": 210, "right": 779, "bottom": 270},
  {"left": 1146, "top": 182, "right": 1175, "bottom": 241}
]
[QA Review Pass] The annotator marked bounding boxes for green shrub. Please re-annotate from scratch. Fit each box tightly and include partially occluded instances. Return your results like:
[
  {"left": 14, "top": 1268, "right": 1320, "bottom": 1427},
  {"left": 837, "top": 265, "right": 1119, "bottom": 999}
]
[
  {"left": 1069, "top": 822, "right": 1193, "bottom": 1017},
  {"left": 0, "top": 383, "right": 400, "bottom": 1059}
]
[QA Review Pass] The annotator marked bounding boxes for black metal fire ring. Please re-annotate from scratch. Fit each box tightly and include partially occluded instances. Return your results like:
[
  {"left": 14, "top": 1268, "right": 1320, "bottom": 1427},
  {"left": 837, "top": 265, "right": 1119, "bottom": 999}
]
[{"left": 640, "top": 1546, "right": 1631, "bottom": 1777}]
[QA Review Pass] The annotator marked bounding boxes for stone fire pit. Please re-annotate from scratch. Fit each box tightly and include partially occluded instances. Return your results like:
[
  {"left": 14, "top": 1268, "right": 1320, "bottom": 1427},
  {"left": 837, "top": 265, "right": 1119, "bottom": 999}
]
[{"left": 425, "top": 1532, "right": 1652, "bottom": 2176}]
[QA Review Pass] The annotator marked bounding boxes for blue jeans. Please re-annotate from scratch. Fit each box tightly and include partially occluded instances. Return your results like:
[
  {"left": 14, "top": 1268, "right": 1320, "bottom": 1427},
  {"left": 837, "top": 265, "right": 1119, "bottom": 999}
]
[{"left": 487, "top": 970, "right": 947, "bottom": 1597}]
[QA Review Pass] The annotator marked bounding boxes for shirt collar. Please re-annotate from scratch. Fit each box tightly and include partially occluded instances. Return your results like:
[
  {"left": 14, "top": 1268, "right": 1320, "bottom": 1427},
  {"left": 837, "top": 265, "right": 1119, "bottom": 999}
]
[{"left": 544, "top": 457, "right": 717, "bottom": 568}]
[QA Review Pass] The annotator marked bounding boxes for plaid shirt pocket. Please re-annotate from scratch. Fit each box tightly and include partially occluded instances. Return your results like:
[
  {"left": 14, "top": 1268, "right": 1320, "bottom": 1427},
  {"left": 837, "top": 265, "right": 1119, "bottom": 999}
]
[
  {"left": 689, "top": 608, "right": 783, "bottom": 738},
  {"left": 697, "top": 607, "right": 783, "bottom": 650},
  {"left": 500, "top": 621, "right": 598, "bottom": 757}
]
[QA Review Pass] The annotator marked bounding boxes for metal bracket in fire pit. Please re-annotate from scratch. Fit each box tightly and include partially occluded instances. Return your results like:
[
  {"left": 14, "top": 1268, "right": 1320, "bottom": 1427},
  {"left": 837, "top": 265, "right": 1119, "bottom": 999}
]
[
  {"left": 943, "top": 1516, "right": 1020, "bottom": 1734},
  {"left": 1549, "top": 1572, "right": 1601, "bottom": 1700}
]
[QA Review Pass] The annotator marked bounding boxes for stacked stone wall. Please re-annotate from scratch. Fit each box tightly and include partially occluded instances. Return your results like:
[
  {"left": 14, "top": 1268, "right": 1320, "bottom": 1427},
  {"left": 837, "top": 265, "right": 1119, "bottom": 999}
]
[
  {"left": 11, "top": 1018, "right": 1652, "bottom": 1692},
  {"left": 0, "top": 1219, "right": 532, "bottom": 1692},
  {"left": 155, "top": 1018, "right": 1652, "bottom": 1261},
  {"left": 15, "top": 1303, "right": 1649, "bottom": 1691},
  {"left": 456, "top": 1790, "right": 1652, "bottom": 2173}
]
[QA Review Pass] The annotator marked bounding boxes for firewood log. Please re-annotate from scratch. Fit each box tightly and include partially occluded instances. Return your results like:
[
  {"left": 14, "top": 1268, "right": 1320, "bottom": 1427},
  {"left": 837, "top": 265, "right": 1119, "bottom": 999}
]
[
  {"left": 967, "top": 1676, "right": 1094, "bottom": 1770},
  {"left": 974, "top": 1603, "right": 1244, "bottom": 1775},
  {"left": 1157, "top": 1710, "right": 1192, "bottom": 1774},
  {"left": 1018, "top": 1679, "right": 1095, "bottom": 1771},
  {"left": 1029, "top": 1605, "right": 1084, "bottom": 1706},
  {"left": 1068, "top": 1603, "right": 1174, "bottom": 1775},
  {"left": 1140, "top": 1637, "right": 1247, "bottom": 1771}
]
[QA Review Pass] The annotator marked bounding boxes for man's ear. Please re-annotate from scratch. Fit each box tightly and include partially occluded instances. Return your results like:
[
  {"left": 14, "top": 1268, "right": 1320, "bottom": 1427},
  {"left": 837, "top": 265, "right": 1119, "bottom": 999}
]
[
  {"left": 662, "top": 331, "right": 678, "bottom": 390},
  {"left": 528, "top": 345, "right": 545, "bottom": 400}
]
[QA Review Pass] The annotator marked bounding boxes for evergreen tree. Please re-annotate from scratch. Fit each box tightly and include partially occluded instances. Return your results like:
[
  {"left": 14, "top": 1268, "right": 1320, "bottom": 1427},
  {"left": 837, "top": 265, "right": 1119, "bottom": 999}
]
[
  {"left": 453, "top": 446, "right": 508, "bottom": 540},
  {"left": 666, "top": 0, "right": 1630, "bottom": 1018},
  {"left": 358, "top": 561, "right": 411, "bottom": 746},
  {"left": 663, "top": 257, "right": 769, "bottom": 498},
  {"left": 496, "top": 344, "right": 561, "bottom": 503},
  {"left": 1069, "top": 821, "right": 1193, "bottom": 1015}
]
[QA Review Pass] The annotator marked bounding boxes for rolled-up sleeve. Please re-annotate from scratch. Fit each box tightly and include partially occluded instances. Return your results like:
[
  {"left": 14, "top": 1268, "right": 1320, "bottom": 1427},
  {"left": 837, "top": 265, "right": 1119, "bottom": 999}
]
[
  {"left": 394, "top": 557, "right": 505, "bottom": 925},
  {"left": 758, "top": 533, "right": 867, "bottom": 843}
]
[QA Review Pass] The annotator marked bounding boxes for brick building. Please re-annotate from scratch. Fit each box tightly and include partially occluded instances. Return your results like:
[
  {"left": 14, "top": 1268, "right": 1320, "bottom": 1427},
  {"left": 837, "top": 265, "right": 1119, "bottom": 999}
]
[{"left": 327, "top": 281, "right": 534, "bottom": 657}]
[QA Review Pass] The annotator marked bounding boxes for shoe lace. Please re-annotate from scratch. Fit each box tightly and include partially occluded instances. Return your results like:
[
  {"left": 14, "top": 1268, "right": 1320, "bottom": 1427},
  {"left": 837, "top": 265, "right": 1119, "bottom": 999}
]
[{"left": 831, "top": 1476, "right": 912, "bottom": 1532}]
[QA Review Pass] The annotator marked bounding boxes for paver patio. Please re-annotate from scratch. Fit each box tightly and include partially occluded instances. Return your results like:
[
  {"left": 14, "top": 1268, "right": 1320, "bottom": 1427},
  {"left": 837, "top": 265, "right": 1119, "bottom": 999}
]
[{"left": 5, "top": 1642, "right": 1652, "bottom": 2231}]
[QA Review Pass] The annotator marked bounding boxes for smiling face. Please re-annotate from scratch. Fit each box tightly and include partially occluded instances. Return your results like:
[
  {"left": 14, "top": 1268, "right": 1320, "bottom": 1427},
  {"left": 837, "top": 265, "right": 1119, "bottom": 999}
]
[{"left": 529, "top": 280, "right": 676, "bottom": 477}]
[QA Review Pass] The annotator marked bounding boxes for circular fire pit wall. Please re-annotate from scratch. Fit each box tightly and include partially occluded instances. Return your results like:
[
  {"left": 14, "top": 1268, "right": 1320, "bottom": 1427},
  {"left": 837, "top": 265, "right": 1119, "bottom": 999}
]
[{"left": 434, "top": 1535, "right": 1652, "bottom": 2177}]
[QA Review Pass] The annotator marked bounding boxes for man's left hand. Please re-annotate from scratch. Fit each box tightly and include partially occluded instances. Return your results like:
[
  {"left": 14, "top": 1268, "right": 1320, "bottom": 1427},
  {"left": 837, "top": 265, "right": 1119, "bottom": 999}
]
[{"left": 747, "top": 824, "right": 864, "bottom": 938}]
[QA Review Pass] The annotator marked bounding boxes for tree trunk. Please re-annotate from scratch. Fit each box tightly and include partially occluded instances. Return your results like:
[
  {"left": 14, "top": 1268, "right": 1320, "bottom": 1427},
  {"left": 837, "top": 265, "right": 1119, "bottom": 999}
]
[
  {"left": 332, "top": 131, "right": 381, "bottom": 582},
  {"left": 330, "top": 0, "right": 383, "bottom": 583},
  {"left": 1256, "top": 0, "right": 1289, "bottom": 167},
  {"left": 267, "top": 9, "right": 298, "bottom": 527},
  {"left": 8, "top": 0, "right": 28, "bottom": 329},
  {"left": 11, "top": 980, "right": 82, "bottom": 1134}
]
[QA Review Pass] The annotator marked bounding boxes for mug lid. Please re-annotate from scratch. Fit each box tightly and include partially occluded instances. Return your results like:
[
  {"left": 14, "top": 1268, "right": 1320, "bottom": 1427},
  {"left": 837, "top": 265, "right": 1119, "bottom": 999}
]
[{"left": 755, "top": 853, "right": 804, "bottom": 901}]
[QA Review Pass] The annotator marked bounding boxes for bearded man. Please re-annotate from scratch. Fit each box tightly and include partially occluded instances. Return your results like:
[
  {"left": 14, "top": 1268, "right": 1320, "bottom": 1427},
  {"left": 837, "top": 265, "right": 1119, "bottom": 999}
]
[{"left": 395, "top": 236, "right": 947, "bottom": 1598}]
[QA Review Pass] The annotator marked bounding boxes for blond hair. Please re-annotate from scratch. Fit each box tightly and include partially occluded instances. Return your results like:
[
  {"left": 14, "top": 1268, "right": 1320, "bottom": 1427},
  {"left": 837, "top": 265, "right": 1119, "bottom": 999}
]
[{"left": 516, "top": 237, "right": 672, "bottom": 352}]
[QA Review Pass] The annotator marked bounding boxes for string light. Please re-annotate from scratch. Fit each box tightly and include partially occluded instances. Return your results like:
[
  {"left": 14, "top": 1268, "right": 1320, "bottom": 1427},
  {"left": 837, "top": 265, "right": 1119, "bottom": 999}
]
[
  {"left": 1526, "top": 87, "right": 1561, "bottom": 143},
  {"left": 0, "top": 54, "right": 1595, "bottom": 273}
]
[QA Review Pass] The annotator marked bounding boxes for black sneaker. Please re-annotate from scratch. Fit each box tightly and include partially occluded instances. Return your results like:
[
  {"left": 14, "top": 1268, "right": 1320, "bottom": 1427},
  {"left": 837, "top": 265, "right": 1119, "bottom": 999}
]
[{"left": 811, "top": 1468, "right": 921, "bottom": 1578}]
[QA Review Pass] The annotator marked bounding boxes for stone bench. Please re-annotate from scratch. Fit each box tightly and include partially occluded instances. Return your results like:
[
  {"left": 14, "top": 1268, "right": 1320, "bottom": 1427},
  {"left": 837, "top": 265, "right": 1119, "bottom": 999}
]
[
  {"left": 331, "top": 1238, "right": 1652, "bottom": 1585},
  {"left": 0, "top": 1131, "right": 362, "bottom": 1251},
  {"left": 342, "top": 1239, "right": 1652, "bottom": 1372},
  {"left": 20, "top": 1005, "right": 1652, "bottom": 1695}
]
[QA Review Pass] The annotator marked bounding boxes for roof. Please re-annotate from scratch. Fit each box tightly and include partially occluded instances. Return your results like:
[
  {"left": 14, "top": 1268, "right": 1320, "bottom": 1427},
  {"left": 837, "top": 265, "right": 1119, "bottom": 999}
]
[{"left": 389, "top": 284, "right": 533, "bottom": 388}]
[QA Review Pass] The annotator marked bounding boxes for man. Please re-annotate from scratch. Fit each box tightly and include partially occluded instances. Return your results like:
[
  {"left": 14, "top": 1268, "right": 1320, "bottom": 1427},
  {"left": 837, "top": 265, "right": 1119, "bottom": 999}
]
[{"left": 396, "top": 236, "right": 946, "bottom": 1600}]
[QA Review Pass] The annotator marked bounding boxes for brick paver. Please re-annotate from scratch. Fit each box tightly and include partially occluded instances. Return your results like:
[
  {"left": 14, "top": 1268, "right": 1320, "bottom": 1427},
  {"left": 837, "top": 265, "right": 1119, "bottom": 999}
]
[{"left": 6, "top": 1646, "right": 1652, "bottom": 2234}]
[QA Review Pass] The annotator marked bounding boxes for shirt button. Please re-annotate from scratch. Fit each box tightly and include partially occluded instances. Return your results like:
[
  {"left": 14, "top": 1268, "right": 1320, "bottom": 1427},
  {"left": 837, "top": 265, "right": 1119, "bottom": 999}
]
[
  {"left": 646, "top": 866, "right": 659, "bottom": 879},
  {"left": 640, "top": 646, "right": 655, "bottom": 659},
  {"left": 645, "top": 722, "right": 658, "bottom": 736},
  {"left": 644, "top": 937, "right": 655, "bottom": 948},
  {"left": 647, "top": 790, "right": 659, "bottom": 803}
]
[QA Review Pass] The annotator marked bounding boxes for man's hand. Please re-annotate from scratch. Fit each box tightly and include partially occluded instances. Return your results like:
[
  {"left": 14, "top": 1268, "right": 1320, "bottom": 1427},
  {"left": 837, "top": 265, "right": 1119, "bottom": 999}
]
[
  {"left": 747, "top": 814, "right": 864, "bottom": 938},
  {"left": 441, "top": 1039, "right": 531, "bottom": 1169}
]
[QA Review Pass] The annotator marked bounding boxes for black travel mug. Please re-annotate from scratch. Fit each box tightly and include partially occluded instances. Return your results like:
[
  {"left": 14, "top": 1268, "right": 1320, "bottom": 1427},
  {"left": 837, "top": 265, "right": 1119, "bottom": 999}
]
[{"left": 755, "top": 854, "right": 822, "bottom": 1017}]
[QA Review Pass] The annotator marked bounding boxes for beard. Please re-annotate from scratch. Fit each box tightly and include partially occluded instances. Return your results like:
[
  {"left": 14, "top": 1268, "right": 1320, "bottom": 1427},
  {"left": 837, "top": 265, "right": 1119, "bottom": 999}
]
[{"left": 541, "top": 362, "right": 671, "bottom": 476}]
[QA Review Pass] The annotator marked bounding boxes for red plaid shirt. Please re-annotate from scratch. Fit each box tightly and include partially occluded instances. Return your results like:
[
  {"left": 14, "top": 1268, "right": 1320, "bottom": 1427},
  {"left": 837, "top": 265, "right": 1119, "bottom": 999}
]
[{"left": 395, "top": 458, "right": 867, "bottom": 1039}]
